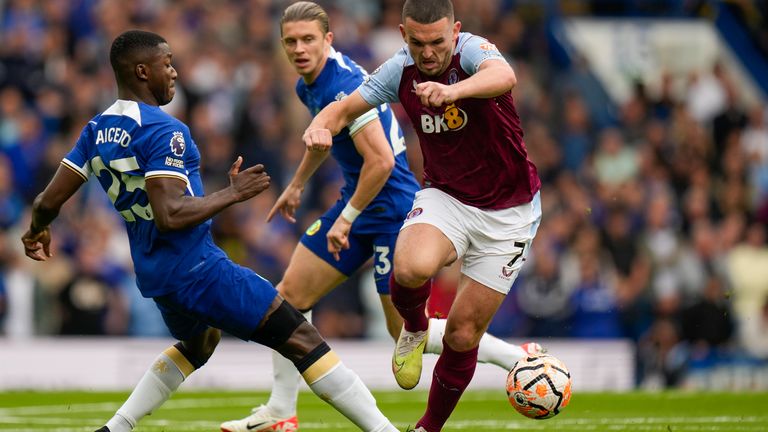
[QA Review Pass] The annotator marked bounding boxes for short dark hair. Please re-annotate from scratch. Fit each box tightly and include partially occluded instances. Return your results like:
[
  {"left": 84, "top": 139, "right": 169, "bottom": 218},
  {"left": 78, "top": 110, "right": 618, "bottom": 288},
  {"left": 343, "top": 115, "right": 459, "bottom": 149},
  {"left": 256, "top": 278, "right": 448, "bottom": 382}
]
[
  {"left": 109, "top": 30, "right": 167, "bottom": 74},
  {"left": 281, "top": 1, "right": 330, "bottom": 35},
  {"left": 402, "top": 0, "right": 454, "bottom": 24}
]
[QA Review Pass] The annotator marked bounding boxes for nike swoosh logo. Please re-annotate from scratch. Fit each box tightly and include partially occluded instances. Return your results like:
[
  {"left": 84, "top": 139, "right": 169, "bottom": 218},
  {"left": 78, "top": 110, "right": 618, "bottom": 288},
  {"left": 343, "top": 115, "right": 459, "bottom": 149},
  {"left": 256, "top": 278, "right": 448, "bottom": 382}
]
[
  {"left": 247, "top": 421, "right": 270, "bottom": 430},
  {"left": 393, "top": 357, "right": 405, "bottom": 372}
]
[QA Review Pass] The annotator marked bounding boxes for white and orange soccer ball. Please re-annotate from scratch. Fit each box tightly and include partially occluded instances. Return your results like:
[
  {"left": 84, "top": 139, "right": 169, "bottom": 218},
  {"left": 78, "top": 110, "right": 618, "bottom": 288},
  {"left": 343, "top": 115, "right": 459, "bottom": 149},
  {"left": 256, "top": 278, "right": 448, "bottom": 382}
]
[{"left": 506, "top": 354, "right": 572, "bottom": 419}]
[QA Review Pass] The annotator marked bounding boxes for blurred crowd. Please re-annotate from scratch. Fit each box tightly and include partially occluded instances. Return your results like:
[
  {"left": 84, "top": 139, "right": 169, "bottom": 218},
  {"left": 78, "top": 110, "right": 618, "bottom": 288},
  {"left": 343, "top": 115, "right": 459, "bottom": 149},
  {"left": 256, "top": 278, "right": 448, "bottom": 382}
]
[{"left": 1, "top": 0, "right": 767, "bottom": 389}]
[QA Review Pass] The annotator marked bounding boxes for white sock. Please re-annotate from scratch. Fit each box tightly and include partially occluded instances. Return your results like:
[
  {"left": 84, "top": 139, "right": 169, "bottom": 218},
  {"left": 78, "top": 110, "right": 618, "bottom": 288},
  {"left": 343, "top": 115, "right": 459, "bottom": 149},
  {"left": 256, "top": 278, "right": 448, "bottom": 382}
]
[
  {"left": 425, "top": 318, "right": 526, "bottom": 370},
  {"left": 106, "top": 347, "right": 191, "bottom": 432},
  {"left": 265, "top": 311, "right": 311, "bottom": 418},
  {"left": 305, "top": 357, "right": 397, "bottom": 432}
]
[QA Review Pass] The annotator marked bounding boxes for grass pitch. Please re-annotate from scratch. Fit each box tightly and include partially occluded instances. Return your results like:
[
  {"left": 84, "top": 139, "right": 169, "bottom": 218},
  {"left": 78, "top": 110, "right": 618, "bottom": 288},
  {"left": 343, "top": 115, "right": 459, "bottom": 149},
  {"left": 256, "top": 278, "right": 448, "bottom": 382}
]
[{"left": 0, "top": 390, "right": 766, "bottom": 431}]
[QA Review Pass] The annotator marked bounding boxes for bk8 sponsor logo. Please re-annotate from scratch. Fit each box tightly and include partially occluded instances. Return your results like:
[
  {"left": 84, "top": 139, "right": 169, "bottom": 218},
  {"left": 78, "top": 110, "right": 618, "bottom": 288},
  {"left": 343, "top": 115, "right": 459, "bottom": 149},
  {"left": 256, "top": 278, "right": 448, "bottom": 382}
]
[{"left": 420, "top": 103, "right": 467, "bottom": 134}]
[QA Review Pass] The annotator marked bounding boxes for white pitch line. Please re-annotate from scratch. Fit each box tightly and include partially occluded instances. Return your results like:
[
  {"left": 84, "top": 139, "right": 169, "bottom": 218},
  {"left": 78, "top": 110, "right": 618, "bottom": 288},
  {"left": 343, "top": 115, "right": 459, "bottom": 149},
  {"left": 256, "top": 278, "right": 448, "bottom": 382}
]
[
  {"left": 0, "top": 396, "right": 263, "bottom": 415},
  {"left": 1, "top": 396, "right": 767, "bottom": 431}
]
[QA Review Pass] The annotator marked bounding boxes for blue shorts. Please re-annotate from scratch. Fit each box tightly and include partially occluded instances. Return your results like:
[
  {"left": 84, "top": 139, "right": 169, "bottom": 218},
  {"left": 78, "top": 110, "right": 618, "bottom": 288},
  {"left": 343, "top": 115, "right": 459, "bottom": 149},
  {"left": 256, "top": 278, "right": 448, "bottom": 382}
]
[
  {"left": 153, "top": 257, "right": 278, "bottom": 341},
  {"left": 300, "top": 201, "right": 400, "bottom": 294}
]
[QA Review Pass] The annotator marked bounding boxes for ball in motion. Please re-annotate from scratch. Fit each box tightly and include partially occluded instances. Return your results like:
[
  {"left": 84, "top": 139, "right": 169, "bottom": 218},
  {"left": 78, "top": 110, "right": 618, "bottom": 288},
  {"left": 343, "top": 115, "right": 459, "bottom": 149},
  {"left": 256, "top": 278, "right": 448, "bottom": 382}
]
[{"left": 506, "top": 354, "right": 572, "bottom": 419}]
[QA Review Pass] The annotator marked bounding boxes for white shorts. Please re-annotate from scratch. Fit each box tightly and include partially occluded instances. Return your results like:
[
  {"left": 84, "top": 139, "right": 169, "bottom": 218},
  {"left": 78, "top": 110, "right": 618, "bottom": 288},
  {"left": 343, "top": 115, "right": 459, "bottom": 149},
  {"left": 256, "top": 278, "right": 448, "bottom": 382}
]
[{"left": 401, "top": 188, "right": 541, "bottom": 294}]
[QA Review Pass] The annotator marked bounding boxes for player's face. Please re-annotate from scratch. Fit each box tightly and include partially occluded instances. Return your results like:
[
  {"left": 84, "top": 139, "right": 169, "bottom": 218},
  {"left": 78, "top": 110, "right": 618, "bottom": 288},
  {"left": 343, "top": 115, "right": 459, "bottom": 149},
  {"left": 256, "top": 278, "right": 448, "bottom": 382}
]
[
  {"left": 281, "top": 20, "right": 333, "bottom": 83},
  {"left": 146, "top": 43, "right": 177, "bottom": 105},
  {"left": 400, "top": 17, "right": 460, "bottom": 77}
]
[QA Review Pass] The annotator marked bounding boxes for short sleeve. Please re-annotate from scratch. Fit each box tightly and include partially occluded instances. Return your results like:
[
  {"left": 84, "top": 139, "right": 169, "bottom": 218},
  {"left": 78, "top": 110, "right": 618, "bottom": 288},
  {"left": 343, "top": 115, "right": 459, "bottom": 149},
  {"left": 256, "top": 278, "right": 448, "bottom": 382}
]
[
  {"left": 358, "top": 48, "right": 409, "bottom": 107},
  {"left": 458, "top": 34, "right": 507, "bottom": 76},
  {"left": 61, "top": 124, "right": 94, "bottom": 181},
  {"left": 143, "top": 124, "right": 191, "bottom": 185}
]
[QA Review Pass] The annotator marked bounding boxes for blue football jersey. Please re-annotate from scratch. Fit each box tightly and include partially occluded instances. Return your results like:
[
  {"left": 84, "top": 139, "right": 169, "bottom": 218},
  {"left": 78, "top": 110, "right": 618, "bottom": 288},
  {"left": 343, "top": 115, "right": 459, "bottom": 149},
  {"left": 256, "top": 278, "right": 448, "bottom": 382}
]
[
  {"left": 296, "top": 48, "right": 420, "bottom": 233},
  {"left": 63, "top": 100, "right": 227, "bottom": 297}
]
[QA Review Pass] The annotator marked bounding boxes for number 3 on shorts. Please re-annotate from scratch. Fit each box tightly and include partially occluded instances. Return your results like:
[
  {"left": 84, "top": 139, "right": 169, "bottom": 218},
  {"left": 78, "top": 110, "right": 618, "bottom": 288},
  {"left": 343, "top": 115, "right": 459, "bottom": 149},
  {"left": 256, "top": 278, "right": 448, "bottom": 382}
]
[{"left": 374, "top": 245, "right": 392, "bottom": 275}]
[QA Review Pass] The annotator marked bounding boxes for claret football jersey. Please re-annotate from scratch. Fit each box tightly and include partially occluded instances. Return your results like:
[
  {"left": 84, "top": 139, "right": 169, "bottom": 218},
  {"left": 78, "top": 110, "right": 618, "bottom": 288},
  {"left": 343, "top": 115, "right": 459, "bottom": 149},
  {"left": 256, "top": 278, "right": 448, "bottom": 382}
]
[{"left": 359, "top": 33, "right": 541, "bottom": 210}]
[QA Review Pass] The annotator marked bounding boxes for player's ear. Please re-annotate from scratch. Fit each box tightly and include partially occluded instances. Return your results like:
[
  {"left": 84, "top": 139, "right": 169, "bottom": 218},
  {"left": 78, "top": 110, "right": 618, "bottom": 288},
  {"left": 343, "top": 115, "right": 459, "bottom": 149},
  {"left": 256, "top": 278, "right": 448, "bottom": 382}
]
[
  {"left": 135, "top": 63, "right": 149, "bottom": 81},
  {"left": 326, "top": 31, "right": 333, "bottom": 45},
  {"left": 453, "top": 20, "right": 461, "bottom": 39}
]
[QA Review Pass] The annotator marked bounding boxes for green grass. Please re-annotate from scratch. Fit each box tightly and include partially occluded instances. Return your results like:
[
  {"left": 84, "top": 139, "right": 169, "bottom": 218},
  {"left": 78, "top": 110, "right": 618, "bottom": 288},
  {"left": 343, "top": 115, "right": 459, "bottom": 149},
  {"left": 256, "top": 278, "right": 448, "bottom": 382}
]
[{"left": 1, "top": 390, "right": 767, "bottom": 431}]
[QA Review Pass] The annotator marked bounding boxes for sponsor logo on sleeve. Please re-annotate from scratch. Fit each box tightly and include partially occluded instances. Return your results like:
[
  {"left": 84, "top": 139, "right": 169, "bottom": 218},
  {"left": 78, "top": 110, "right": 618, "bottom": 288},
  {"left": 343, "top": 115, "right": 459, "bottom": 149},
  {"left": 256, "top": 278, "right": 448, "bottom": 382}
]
[
  {"left": 479, "top": 42, "right": 499, "bottom": 52},
  {"left": 164, "top": 157, "right": 185, "bottom": 168},
  {"left": 405, "top": 207, "right": 423, "bottom": 220},
  {"left": 170, "top": 131, "right": 186, "bottom": 157}
]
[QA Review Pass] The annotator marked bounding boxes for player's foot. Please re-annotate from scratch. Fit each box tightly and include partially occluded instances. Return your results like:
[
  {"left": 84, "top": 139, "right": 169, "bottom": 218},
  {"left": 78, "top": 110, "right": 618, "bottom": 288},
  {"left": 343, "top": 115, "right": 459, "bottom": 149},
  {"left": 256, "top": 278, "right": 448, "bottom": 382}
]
[
  {"left": 94, "top": 427, "right": 110, "bottom": 432},
  {"left": 220, "top": 405, "right": 298, "bottom": 432},
  {"left": 405, "top": 426, "right": 427, "bottom": 432},
  {"left": 521, "top": 342, "right": 546, "bottom": 356},
  {"left": 392, "top": 325, "right": 428, "bottom": 390}
]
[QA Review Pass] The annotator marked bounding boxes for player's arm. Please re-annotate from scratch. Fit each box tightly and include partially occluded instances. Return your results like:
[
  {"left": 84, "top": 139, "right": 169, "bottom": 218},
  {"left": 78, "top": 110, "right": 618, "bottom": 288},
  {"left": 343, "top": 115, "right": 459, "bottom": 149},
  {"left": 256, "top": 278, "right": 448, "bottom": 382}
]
[
  {"left": 266, "top": 147, "right": 330, "bottom": 223},
  {"left": 450, "top": 59, "right": 516, "bottom": 99},
  {"left": 326, "top": 117, "right": 395, "bottom": 260},
  {"left": 146, "top": 157, "right": 270, "bottom": 232},
  {"left": 347, "top": 119, "right": 395, "bottom": 216},
  {"left": 303, "top": 91, "right": 375, "bottom": 152},
  {"left": 415, "top": 59, "right": 515, "bottom": 107},
  {"left": 22, "top": 164, "right": 87, "bottom": 261}
]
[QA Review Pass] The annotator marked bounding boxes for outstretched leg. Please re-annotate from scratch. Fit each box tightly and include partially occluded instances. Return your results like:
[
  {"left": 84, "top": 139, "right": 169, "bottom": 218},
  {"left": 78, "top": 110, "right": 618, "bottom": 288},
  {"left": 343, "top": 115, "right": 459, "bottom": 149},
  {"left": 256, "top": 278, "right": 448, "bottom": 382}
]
[
  {"left": 416, "top": 277, "right": 506, "bottom": 432},
  {"left": 99, "top": 327, "right": 221, "bottom": 432},
  {"left": 381, "top": 294, "right": 542, "bottom": 371},
  {"left": 220, "top": 242, "right": 351, "bottom": 431},
  {"left": 223, "top": 297, "right": 397, "bottom": 432}
]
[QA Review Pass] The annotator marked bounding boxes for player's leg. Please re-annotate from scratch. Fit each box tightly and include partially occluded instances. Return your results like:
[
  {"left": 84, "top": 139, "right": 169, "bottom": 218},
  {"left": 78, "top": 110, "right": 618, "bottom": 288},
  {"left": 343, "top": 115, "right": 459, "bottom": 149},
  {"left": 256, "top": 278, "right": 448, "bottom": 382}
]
[
  {"left": 211, "top": 252, "right": 393, "bottom": 432},
  {"left": 382, "top": 255, "right": 540, "bottom": 370},
  {"left": 425, "top": 316, "right": 542, "bottom": 370},
  {"left": 239, "top": 243, "right": 348, "bottom": 430},
  {"left": 416, "top": 276, "right": 506, "bottom": 432},
  {"left": 371, "top": 232, "right": 404, "bottom": 340},
  {"left": 390, "top": 189, "right": 464, "bottom": 389},
  {"left": 423, "top": 261, "right": 543, "bottom": 370},
  {"left": 97, "top": 304, "right": 220, "bottom": 432},
  {"left": 379, "top": 294, "right": 403, "bottom": 339},
  {"left": 415, "top": 193, "right": 542, "bottom": 431},
  {"left": 389, "top": 222, "right": 455, "bottom": 389},
  {"left": 241, "top": 296, "right": 397, "bottom": 432},
  {"left": 224, "top": 214, "right": 373, "bottom": 430}
]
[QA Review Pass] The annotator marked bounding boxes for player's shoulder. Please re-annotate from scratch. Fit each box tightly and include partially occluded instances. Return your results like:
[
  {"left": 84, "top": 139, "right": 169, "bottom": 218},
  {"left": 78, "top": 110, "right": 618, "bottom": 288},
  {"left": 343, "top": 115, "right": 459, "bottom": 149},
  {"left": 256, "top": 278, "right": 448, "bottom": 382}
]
[
  {"left": 456, "top": 32, "right": 497, "bottom": 53},
  {"left": 368, "top": 46, "right": 412, "bottom": 80},
  {"left": 390, "top": 45, "right": 414, "bottom": 68},
  {"left": 98, "top": 100, "right": 184, "bottom": 130},
  {"left": 140, "top": 104, "right": 186, "bottom": 130},
  {"left": 324, "top": 48, "right": 366, "bottom": 84}
]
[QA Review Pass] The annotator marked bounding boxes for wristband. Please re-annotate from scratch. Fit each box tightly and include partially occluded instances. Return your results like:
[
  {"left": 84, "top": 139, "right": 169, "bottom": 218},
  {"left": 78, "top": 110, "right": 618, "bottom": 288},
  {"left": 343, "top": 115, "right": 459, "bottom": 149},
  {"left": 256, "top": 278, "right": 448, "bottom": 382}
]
[{"left": 341, "top": 203, "right": 361, "bottom": 223}]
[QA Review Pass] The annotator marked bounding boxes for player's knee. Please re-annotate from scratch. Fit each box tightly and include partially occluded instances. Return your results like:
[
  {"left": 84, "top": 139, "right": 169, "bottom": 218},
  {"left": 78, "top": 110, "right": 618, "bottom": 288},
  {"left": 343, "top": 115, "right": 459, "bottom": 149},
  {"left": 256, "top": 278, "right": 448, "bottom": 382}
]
[
  {"left": 282, "top": 290, "right": 314, "bottom": 311},
  {"left": 444, "top": 324, "right": 482, "bottom": 352},
  {"left": 177, "top": 328, "right": 221, "bottom": 369},
  {"left": 276, "top": 280, "right": 314, "bottom": 311},
  {"left": 201, "top": 328, "right": 222, "bottom": 359},
  {"left": 392, "top": 262, "right": 432, "bottom": 287},
  {"left": 250, "top": 299, "right": 327, "bottom": 367}
]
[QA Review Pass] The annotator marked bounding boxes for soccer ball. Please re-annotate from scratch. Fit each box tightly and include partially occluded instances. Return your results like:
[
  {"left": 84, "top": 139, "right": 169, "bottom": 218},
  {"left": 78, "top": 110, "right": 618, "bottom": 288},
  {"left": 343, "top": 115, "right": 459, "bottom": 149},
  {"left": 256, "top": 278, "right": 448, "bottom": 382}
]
[{"left": 506, "top": 354, "right": 572, "bottom": 419}]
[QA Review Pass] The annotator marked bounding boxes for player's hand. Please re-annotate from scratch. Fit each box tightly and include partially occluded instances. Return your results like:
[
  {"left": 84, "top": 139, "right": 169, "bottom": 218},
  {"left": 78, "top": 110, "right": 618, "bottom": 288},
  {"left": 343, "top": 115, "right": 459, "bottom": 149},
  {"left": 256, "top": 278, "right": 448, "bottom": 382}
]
[
  {"left": 266, "top": 184, "right": 303, "bottom": 223},
  {"left": 21, "top": 227, "right": 52, "bottom": 261},
  {"left": 327, "top": 216, "right": 352, "bottom": 261},
  {"left": 415, "top": 81, "right": 457, "bottom": 107},
  {"left": 229, "top": 156, "right": 271, "bottom": 201},
  {"left": 303, "top": 128, "right": 333, "bottom": 153}
]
